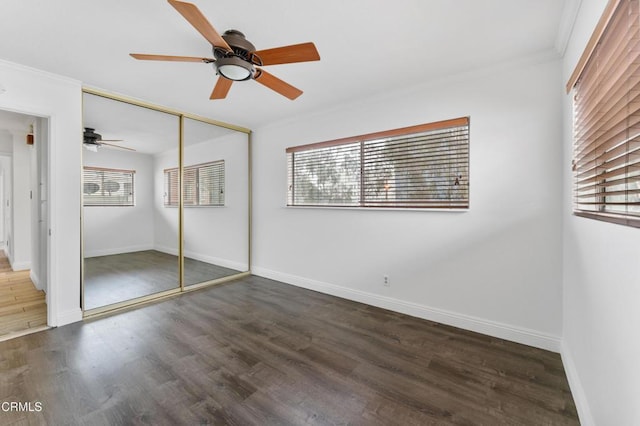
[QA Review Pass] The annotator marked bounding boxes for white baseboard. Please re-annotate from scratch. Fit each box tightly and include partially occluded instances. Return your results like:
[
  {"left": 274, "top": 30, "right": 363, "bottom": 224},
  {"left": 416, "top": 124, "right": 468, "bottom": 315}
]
[
  {"left": 53, "top": 307, "right": 82, "bottom": 327},
  {"left": 30, "top": 270, "right": 44, "bottom": 291},
  {"left": 9, "top": 260, "right": 31, "bottom": 271},
  {"left": 184, "top": 250, "right": 247, "bottom": 272},
  {"left": 154, "top": 245, "right": 178, "bottom": 256},
  {"left": 252, "top": 267, "right": 562, "bottom": 353},
  {"left": 154, "top": 245, "right": 246, "bottom": 271},
  {"left": 561, "top": 341, "right": 595, "bottom": 426},
  {"left": 84, "top": 244, "right": 154, "bottom": 258}
]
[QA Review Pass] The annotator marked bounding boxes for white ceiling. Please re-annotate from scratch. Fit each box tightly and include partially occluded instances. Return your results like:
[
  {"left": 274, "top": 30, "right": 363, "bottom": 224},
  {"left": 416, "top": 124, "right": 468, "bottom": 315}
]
[
  {"left": 83, "top": 92, "right": 240, "bottom": 154},
  {"left": 0, "top": 1, "right": 568, "bottom": 131}
]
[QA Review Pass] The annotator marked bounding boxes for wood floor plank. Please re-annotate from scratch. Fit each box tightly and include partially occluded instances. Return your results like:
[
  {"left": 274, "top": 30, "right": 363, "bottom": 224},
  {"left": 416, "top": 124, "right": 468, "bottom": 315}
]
[
  {"left": 0, "top": 275, "right": 579, "bottom": 424},
  {"left": 0, "top": 252, "right": 47, "bottom": 340}
]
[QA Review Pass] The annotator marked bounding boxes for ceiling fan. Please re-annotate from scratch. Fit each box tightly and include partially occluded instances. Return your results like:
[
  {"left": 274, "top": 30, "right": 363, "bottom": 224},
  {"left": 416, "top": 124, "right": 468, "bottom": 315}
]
[
  {"left": 83, "top": 128, "right": 135, "bottom": 152},
  {"left": 129, "top": 0, "right": 320, "bottom": 100}
]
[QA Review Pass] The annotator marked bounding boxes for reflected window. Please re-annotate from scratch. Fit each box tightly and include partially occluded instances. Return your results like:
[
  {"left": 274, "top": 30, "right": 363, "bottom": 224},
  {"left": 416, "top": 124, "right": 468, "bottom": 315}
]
[
  {"left": 164, "top": 160, "right": 225, "bottom": 207},
  {"left": 83, "top": 166, "right": 134, "bottom": 206}
]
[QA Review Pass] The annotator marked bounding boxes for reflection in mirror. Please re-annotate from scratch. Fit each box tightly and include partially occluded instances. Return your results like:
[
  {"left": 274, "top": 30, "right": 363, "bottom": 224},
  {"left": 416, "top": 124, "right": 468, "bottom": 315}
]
[
  {"left": 183, "top": 118, "right": 249, "bottom": 286},
  {"left": 82, "top": 92, "right": 180, "bottom": 310}
]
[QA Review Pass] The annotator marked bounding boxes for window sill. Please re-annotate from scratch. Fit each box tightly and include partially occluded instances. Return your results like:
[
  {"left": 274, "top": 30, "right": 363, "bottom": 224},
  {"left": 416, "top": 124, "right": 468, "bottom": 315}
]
[
  {"left": 285, "top": 205, "right": 469, "bottom": 213},
  {"left": 574, "top": 211, "right": 640, "bottom": 229},
  {"left": 84, "top": 205, "right": 135, "bottom": 207},
  {"left": 163, "top": 205, "right": 226, "bottom": 209}
]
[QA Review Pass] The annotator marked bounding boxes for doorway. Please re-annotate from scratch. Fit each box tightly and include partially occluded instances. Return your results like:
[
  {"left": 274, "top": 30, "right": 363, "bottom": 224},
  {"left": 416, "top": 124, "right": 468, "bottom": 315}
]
[{"left": 0, "top": 109, "right": 49, "bottom": 340}]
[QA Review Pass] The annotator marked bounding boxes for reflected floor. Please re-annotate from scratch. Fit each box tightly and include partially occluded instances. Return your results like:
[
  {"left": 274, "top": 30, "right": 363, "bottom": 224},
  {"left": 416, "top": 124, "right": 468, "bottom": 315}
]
[{"left": 84, "top": 250, "right": 241, "bottom": 310}]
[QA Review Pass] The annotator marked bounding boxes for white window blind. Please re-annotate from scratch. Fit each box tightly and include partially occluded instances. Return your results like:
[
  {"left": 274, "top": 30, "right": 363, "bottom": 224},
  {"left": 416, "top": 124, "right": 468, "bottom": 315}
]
[
  {"left": 165, "top": 168, "right": 179, "bottom": 206},
  {"left": 569, "top": 0, "right": 640, "bottom": 228},
  {"left": 83, "top": 167, "right": 135, "bottom": 206},
  {"left": 198, "top": 161, "right": 225, "bottom": 206},
  {"left": 184, "top": 167, "right": 198, "bottom": 206},
  {"left": 287, "top": 117, "right": 469, "bottom": 208},
  {"left": 164, "top": 160, "right": 225, "bottom": 207}
]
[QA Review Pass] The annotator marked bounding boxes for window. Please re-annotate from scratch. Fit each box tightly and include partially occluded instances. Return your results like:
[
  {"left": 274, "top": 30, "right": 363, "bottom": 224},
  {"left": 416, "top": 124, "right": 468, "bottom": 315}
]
[
  {"left": 83, "top": 167, "right": 135, "bottom": 206},
  {"left": 164, "top": 160, "right": 225, "bottom": 207},
  {"left": 287, "top": 117, "right": 469, "bottom": 208},
  {"left": 567, "top": 0, "right": 640, "bottom": 228}
]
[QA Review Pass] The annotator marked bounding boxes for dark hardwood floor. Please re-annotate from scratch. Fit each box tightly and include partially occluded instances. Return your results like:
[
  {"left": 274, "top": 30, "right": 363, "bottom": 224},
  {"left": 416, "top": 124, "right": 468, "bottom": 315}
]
[
  {"left": 84, "top": 250, "right": 241, "bottom": 310},
  {"left": 0, "top": 275, "right": 579, "bottom": 425}
]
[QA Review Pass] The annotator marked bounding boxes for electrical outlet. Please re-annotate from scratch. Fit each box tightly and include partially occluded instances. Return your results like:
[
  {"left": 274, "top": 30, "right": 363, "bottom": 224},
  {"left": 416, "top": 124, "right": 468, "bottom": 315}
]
[{"left": 383, "top": 275, "right": 390, "bottom": 287}]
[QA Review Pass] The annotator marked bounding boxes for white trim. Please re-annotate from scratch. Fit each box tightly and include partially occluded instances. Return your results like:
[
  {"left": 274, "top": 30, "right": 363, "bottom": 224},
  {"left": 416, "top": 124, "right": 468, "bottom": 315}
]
[
  {"left": 555, "top": 0, "right": 583, "bottom": 56},
  {"left": 54, "top": 307, "right": 82, "bottom": 327},
  {"left": 183, "top": 250, "right": 247, "bottom": 272},
  {"left": 30, "top": 269, "right": 42, "bottom": 290},
  {"left": 561, "top": 340, "right": 595, "bottom": 425},
  {"left": 84, "top": 244, "right": 154, "bottom": 258},
  {"left": 0, "top": 59, "right": 81, "bottom": 87},
  {"left": 47, "top": 114, "right": 57, "bottom": 328},
  {"left": 9, "top": 260, "right": 31, "bottom": 271},
  {"left": 154, "top": 245, "right": 178, "bottom": 256},
  {"left": 154, "top": 245, "right": 247, "bottom": 271},
  {"left": 252, "top": 266, "right": 562, "bottom": 352},
  {"left": 285, "top": 205, "right": 468, "bottom": 213}
]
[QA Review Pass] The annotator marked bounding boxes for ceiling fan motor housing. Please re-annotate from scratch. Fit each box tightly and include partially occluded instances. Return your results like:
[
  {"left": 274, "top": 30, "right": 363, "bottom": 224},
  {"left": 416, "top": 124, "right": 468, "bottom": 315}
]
[
  {"left": 222, "top": 30, "right": 256, "bottom": 56},
  {"left": 213, "top": 30, "right": 260, "bottom": 81},
  {"left": 83, "top": 127, "right": 102, "bottom": 143}
]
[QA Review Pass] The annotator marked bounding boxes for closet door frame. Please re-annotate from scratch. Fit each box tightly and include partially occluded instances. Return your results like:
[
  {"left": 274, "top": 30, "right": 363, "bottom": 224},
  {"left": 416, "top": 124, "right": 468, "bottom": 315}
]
[{"left": 81, "top": 87, "right": 252, "bottom": 318}]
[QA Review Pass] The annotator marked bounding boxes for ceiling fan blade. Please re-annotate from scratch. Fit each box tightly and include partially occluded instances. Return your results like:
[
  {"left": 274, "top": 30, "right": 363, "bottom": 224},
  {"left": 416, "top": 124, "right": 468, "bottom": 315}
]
[
  {"left": 101, "top": 142, "right": 137, "bottom": 152},
  {"left": 130, "top": 53, "right": 214, "bottom": 63},
  {"left": 254, "top": 69, "right": 303, "bottom": 100},
  {"left": 254, "top": 42, "right": 320, "bottom": 66},
  {"left": 100, "top": 139, "right": 124, "bottom": 142},
  {"left": 167, "top": 0, "right": 232, "bottom": 51},
  {"left": 210, "top": 77, "right": 233, "bottom": 100}
]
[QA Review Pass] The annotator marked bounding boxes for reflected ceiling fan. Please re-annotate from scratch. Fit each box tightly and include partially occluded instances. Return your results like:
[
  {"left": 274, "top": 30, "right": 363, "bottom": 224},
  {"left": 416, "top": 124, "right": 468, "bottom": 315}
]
[
  {"left": 83, "top": 128, "right": 135, "bottom": 152},
  {"left": 129, "top": 0, "right": 320, "bottom": 100}
]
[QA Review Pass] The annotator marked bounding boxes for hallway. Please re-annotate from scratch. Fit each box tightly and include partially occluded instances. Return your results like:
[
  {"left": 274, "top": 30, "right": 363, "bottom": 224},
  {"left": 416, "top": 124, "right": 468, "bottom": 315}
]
[{"left": 0, "top": 252, "right": 47, "bottom": 340}]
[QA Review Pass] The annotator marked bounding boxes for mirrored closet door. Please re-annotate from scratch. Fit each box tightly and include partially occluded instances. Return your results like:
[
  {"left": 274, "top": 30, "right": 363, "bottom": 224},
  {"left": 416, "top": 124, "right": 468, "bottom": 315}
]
[
  {"left": 81, "top": 90, "right": 251, "bottom": 314},
  {"left": 82, "top": 92, "right": 181, "bottom": 310},
  {"left": 182, "top": 118, "right": 249, "bottom": 287}
]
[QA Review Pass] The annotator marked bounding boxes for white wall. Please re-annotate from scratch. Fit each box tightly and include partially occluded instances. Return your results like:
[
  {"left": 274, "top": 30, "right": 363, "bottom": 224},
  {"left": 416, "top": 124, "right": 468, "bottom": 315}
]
[
  {"left": 561, "top": 0, "right": 640, "bottom": 425},
  {"left": 252, "top": 54, "right": 564, "bottom": 351},
  {"left": 83, "top": 148, "right": 155, "bottom": 257},
  {"left": 10, "top": 131, "right": 31, "bottom": 270},
  {"left": 0, "top": 59, "right": 83, "bottom": 327},
  {"left": 0, "top": 130, "right": 11, "bottom": 153}
]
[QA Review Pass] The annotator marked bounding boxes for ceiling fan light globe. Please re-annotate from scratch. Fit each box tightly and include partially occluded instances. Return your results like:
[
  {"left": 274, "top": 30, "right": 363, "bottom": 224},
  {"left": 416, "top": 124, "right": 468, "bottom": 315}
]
[
  {"left": 216, "top": 57, "right": 253, "bottom": 81},
  {"left": 218, "top": 64, "right": 251, "bottom": 80}
]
